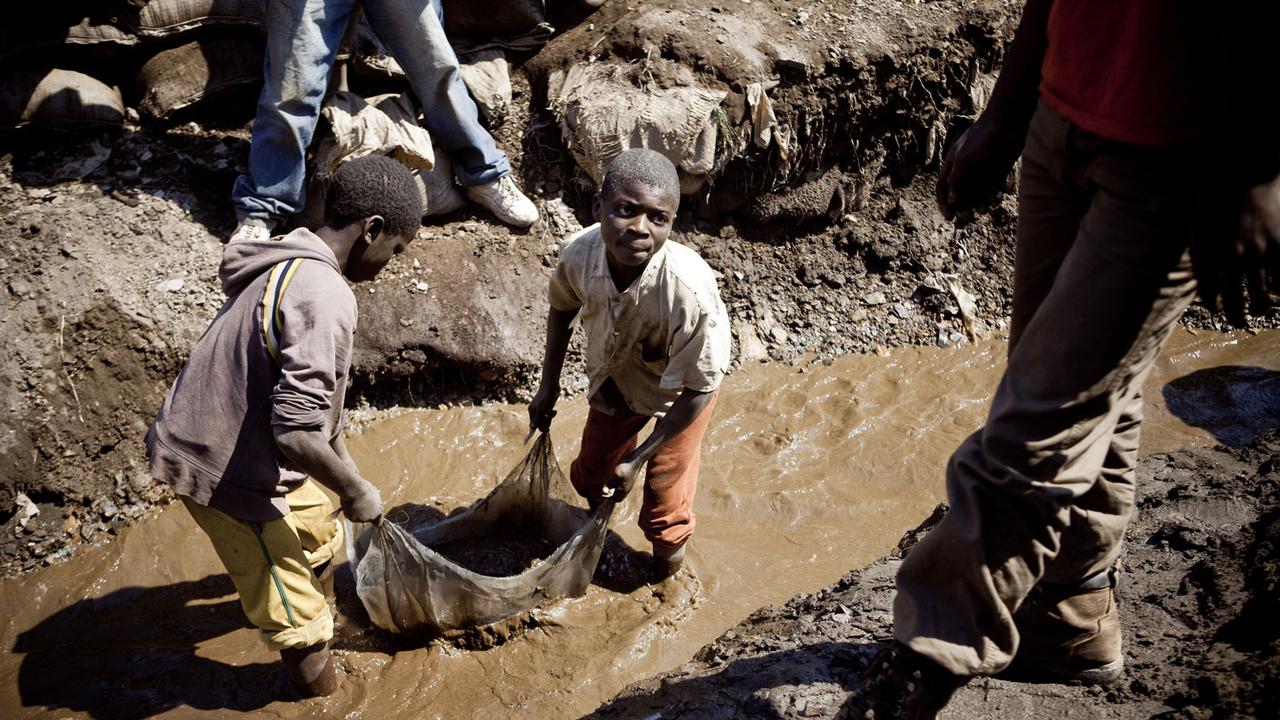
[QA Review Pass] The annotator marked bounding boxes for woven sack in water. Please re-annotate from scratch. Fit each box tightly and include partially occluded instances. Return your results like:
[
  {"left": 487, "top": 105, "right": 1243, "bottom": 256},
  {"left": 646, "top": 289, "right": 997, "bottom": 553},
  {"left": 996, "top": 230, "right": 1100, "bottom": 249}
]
[{"left": 345, "top": 433, "right": 615, "bottom": 634}]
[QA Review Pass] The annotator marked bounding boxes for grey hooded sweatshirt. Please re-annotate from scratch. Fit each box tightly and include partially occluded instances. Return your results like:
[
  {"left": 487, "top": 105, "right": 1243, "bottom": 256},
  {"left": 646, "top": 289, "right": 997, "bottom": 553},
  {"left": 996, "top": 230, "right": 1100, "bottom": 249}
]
[{"left": 146, "top": 229, "right": 356, "bottom": 521}]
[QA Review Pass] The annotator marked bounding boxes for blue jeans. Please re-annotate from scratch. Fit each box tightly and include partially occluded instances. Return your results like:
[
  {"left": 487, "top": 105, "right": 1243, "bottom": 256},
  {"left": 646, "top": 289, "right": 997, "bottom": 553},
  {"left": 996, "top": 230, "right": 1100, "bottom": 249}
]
[{"left": 231, "top": 0, "right": 510, "bottom": 225}]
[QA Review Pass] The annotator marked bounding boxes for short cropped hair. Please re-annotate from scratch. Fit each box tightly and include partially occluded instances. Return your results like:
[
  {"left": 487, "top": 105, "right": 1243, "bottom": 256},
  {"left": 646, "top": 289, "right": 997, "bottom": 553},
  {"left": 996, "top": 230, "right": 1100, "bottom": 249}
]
[
  {"left": 601, "top": 148, "right": 680, "bottom": 206},
  {"left": 326, "top": 155, "right": 423, "bottom": 238}
]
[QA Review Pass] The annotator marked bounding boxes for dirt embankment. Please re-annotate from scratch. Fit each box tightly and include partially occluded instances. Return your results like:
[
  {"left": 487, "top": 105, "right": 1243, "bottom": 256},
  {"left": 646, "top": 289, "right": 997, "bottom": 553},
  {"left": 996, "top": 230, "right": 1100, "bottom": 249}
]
[
  {"left": 1, "top": 0, "right": 1272, "bottom": 578},
  {"left": 0, "top": 0, "right": 1033, "bottom": 575},
  {"left": 588, "top": 432, "right": 1280, "bottom": 719}
]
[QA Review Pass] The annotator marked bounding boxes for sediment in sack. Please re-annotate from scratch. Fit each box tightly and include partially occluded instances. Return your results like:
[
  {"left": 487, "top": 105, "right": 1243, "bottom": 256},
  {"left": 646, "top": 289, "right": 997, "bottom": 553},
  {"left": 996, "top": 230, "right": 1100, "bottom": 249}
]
[{"left": 431, "top": 527, "right": 556, "bottom": 578}]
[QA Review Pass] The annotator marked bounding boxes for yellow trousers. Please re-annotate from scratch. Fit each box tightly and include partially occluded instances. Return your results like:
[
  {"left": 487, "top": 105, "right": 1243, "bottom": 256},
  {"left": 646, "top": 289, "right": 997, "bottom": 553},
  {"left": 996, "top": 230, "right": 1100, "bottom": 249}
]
[{"left": 181, "top": 481, "right": 343, "bottom": 651}]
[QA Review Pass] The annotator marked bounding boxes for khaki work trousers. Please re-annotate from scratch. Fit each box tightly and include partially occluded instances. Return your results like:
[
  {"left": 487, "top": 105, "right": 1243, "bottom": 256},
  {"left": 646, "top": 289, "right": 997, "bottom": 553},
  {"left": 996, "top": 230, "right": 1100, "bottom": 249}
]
[
  {"left": 570, "top": 393, "right": 718, "bottom": 549},
  {"left": 182, "top": 480, "right": 343, "bottom": 651},
  {"left": 894, "top": 101, "right": 1200, "bottom": 676}
]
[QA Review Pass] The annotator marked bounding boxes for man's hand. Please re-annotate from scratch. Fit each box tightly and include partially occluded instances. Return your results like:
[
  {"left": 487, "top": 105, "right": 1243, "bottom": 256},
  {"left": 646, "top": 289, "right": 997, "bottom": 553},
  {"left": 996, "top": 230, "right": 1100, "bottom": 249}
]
[
  {"left": 936, "top": 116, "right": 1023, "bottom": 223},
  {"left": 610, "top": 458, "right": 643, "bottom": 498},
  {"left": 527, "top": 385, "right": 559, "bottom": 433},
  {"left": 1193, "top": 175, "right": 1280, "bottom": 327},
  {"left": 341, "top": 478, "right": 383, "bottom": 523}
]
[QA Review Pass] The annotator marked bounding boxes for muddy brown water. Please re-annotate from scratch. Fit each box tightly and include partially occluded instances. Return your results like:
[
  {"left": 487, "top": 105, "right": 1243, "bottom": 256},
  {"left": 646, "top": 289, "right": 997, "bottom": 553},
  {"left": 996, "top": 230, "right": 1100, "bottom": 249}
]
[{"left": 2, "top": 329, "right": 1277, "bottom": 719}]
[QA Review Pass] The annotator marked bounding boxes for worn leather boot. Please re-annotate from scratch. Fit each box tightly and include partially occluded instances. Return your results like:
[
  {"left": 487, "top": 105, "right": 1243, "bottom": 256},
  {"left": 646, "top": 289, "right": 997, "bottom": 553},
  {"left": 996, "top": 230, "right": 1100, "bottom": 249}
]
[
  {"left": 280, "top": 642, "right": 340, "bottom": 698},
  {"left": 841, "top": 641, "right": 966, "bottom": 719},
  {"left": 652, "top": 543, "right": 686, "bottom": 580},
  {"left": 1003, "top": 567, "right": 1123, "bottom": 684}
]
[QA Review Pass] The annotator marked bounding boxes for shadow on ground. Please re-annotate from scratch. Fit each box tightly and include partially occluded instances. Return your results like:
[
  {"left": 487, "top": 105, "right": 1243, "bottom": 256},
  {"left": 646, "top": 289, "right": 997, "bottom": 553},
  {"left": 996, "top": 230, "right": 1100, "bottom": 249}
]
[
  {"left": 1162, "top": 365, "right": 1280, "bottom": 447},
  {"left": 11, "top": 575, "right": 285, "bottom": 720},
  {"left": 585, "top": 641, "right": 874, "bottom": 719}
]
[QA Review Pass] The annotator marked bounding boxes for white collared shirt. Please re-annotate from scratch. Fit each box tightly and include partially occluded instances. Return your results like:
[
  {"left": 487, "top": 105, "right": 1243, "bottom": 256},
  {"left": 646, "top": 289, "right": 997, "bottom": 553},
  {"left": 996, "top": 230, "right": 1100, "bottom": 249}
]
[{"left": 548, "top": 224, "right": 732, "bottom": 417}]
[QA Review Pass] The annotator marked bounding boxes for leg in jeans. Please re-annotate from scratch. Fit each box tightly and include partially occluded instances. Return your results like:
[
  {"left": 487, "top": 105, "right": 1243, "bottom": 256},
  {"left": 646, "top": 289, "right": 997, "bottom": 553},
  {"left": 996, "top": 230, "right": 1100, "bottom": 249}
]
[
  {"left": 231, "top": 0, "right": 356, "bottom": 226},
  {"left": 893, "top": 102, "right": 1199, "bottom": 676},
  {"left": 363, "top": 0, "right": 510, "bottom": 186}
]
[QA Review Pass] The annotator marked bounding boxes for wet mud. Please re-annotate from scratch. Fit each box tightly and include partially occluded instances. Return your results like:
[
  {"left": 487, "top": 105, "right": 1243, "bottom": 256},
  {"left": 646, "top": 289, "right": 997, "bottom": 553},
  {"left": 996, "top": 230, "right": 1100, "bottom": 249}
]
[
  {"left": 431, "top": 529, "right": 557, "bottom": 578},
  {"left": 592, "top": 434, "right": 1280, "bottom": 720},
  {"left": 0, "top": 329, "right": 1276, "bottom": 718}
]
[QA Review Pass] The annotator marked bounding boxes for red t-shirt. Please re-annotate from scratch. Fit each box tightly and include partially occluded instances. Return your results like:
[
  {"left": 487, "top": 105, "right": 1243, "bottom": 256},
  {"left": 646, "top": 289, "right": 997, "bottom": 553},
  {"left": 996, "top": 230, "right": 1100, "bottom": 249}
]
[{"left": 1039, "top": 1, "right": 1228, "bottom": 146}]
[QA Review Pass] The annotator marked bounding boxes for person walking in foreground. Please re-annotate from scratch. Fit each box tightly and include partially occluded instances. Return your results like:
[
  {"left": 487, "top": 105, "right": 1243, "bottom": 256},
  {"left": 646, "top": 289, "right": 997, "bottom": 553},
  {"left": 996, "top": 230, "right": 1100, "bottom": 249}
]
[
  {"left": 846, "top": 1, "right": 1280, "bottom": 717},
  {"left": 528, "top": 148, "right": 732, "bottom": 581},
  {"left": 147, "top": 156, "right": 422, "bottom": 699},
  {"left": 231, "top": 0, "right": 538, "bottom": 243}
]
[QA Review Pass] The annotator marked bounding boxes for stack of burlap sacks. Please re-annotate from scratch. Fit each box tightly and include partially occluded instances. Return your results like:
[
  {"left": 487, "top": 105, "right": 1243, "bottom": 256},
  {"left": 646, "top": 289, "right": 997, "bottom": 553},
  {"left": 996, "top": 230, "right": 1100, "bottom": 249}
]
[{"left": 0, "top": 0, "right": 550, "bottom": 130}]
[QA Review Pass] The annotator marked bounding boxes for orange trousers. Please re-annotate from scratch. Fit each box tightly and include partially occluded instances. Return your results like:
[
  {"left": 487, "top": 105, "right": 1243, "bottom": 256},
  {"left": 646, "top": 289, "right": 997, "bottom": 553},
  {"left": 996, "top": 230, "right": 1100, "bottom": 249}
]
[{"left": 570, "top": 394, "right": 717, "bottom": 549}]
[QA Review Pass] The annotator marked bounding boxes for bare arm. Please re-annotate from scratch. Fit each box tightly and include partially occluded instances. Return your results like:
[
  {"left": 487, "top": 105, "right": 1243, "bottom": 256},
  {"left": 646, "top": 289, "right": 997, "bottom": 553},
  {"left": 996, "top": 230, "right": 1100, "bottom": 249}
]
[
  {"left": 528, "top": 306, "right": 579, "bottom": 432},
  {"left": 937, "top": 0, "right": 1052, "bottom": 220},
  {"left": 331, "top": 432, "right": 357, "bottom": 471},
  {"left": 611, "top": 387, "right": 714, "bottom": 496},
  {"left": 275, "top": 427, "right": 382, "bottom": 522}
]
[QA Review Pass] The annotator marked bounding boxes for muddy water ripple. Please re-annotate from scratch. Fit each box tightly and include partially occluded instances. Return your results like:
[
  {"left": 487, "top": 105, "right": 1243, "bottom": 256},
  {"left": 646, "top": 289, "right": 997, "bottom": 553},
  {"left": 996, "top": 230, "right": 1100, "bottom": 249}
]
[{"left": 1, "top": 329, "right": 1276, "bottom": 719}]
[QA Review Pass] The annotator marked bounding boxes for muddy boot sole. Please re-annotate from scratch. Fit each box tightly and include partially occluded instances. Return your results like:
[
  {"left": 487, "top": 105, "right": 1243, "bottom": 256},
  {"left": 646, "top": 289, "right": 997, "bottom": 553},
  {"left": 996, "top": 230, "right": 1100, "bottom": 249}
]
[{"left": 998, "top": 655, "right": 1124, "bottom": 685}]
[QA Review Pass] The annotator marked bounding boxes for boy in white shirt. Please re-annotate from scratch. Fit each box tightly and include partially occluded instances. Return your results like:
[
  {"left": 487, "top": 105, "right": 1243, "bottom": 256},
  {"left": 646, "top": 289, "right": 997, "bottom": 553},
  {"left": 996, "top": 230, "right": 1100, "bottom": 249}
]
[{"left": 528, "top": 149, "right": 731, "bottom": 579}]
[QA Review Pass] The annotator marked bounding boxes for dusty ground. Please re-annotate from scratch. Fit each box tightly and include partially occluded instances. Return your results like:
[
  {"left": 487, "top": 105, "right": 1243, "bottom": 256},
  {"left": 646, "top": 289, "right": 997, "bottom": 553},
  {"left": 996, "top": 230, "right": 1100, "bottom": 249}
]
[{"left": 587, "top": 432, "right": 1280, "bottom": 719}]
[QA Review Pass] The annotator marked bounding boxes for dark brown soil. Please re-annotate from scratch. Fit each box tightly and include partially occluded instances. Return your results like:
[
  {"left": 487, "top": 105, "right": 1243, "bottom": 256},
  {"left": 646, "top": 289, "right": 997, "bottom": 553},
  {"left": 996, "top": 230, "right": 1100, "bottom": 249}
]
[
  {"left": 588, "top": 432, "right": 1280, "bottom": 719},
  {"left": 431, "top": 526, "right": 556, "bottom": 578}
]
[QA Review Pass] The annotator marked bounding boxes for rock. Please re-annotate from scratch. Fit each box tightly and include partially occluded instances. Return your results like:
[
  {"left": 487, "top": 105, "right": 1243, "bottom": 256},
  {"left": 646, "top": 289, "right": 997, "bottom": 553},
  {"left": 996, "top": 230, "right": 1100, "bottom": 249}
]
[
  {"left": 48, "top": 141, "right": 112, "bottom": 182},
  {"left": 100, "top": 500, "right": 119, "bottom": 519},
  {"left": 157, "top": 278, "right": 184, "bottom": 293},
  {"left": 8, "top": 279, "right": 32, "bottom": 298},
  {"left": 891, "top": 303, "right": 911, "bottom": 319},
  {"left": 14, "top": 494, "right": 38, "bottom": 529},
  {"left": 862, "top": 292, "right": 887, "bottom": 306},
  {"left": 353, "top": 230, "right": 545, "bottom": 384},
  {"left": 735, "top": 320, "right": 769, "bottom": 363}
]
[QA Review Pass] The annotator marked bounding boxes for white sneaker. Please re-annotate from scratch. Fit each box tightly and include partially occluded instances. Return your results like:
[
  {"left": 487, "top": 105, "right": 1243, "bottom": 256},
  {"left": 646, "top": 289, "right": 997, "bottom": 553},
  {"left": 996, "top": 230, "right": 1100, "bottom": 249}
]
[
  {"left": 229, "top": 218, "right": 273, "bottom": 244},
  {"left": 464, "top": 174, "right": 539, "bottom": 228}
]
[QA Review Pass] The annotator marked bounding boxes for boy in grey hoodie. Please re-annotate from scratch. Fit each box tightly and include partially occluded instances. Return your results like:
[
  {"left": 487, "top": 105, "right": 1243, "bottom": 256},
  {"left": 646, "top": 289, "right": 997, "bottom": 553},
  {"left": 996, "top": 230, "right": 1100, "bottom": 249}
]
[{"left": 146, "top": 156, "right": 422, "bottom": 698}]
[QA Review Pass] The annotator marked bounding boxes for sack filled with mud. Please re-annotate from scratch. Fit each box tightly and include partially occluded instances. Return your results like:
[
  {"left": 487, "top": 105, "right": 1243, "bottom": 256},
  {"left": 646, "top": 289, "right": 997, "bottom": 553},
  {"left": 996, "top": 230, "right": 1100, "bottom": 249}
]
[
  {"left": 0, "top": 3, "right": 139, "bottom": 64},
  {"left": 1, "top": 69, "right": 125, "bottom": 129},
  {"left": 133, "top": 35, "right": 263, "bottom": 121},
  {"left": 344, "top": 433, "right": 615, "bottom": 635},
  {"left": 312, "top": 91, "right": 465, "bottom": 218},
  {"left": 549, "top": 59, "right": 728, "bottom": 194},
  {"left": 442, "top": 0, "right": 553, "bottom": 54},
  {"left": 136, "top": 0, "right": 266, "bottom": 39}
]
